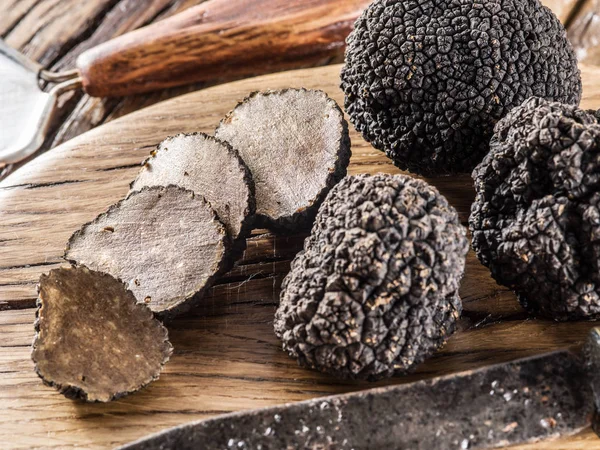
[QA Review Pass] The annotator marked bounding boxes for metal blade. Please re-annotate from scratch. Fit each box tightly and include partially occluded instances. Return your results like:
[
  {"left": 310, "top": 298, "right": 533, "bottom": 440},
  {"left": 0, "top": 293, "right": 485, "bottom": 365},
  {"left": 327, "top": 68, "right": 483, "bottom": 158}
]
[
  {"left": 119, "top": 351, "right": 593, "bottom": 450},
  {"left": 0, "top": 40, "right": 53, "bottom": 165},
  {"left": 0, "top": 40, "right": 81, "bottom": 166}
]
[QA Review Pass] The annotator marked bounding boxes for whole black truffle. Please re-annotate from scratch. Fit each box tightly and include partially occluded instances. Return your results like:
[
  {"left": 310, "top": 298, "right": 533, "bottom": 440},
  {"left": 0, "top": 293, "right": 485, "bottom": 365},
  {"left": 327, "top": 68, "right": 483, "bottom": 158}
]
[
  {"left": 341, "top": 0, "right": 581, "bottom": 175},
  {"left": 470, "top": 97, "right": 600, "bottom": 321},
  {"left": 274, "top": 173, "right": 469, "bottom": 380}
]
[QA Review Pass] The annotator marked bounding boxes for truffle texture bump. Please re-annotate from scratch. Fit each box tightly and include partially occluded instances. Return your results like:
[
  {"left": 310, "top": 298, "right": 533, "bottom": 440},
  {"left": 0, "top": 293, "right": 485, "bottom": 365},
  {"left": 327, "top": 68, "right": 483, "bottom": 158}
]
[
  {"left": 341, "top": 0, "right": 581, "bottom": 175},
  {"left": 470, "top": 97, "right": 600, "bottom": 320},
  {"left": 275, "top": 173, "right": 469, "bottom": 380}
]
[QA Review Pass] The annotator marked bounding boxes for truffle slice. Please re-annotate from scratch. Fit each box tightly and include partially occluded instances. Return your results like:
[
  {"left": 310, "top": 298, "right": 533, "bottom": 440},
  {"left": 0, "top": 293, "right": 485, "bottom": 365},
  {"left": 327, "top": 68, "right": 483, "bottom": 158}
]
[
  {"left": 32, "top": 266, "right": 172, "bottom": 402},
  {"left": 130, "top": 133, "right": 255, "bottom": 245},
  {"left": 470, "top": 97, "right": 600, "bottom": 320},
  {"left": 215, "top": 89, "right": 351, "bottom": 232},
  {"left": 65, "top": 186, "right": 229, "bottom": 318},
  {"left": 275, "top": 174, "right": 469, "bottom": 381},
  {"left": 341, "top": 0, "right": 581, "bottom": 175}
]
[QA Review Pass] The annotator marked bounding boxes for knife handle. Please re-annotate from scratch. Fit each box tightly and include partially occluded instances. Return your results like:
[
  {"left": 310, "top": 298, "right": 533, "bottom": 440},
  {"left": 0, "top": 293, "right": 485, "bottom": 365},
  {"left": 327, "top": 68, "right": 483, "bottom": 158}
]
[{"left": 75, "top": 0, "right": 370, "bottom": 98}]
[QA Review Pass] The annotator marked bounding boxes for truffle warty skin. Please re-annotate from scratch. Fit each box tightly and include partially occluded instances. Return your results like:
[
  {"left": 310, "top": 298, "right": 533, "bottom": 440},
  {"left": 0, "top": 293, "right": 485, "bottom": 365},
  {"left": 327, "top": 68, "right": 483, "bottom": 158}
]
[
  {"left": 470, "top": 97, "right": 600, "bottom": 321},
  {"left": 275, "top": 174, "right": 469, "bottom": 381},
  {"left": 341, "top": 0, "right": 581, "bottom": 175}
]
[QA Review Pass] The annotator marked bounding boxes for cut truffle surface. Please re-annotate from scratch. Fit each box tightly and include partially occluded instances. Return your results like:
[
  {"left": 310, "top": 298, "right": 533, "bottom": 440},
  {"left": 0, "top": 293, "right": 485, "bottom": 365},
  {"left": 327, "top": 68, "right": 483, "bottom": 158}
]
[
  {"left": 32, "top": 266, "right": 172, "bottom": 402},
  {"left": 215, "top": 89, "right": 351, "bottom": 231},
  {"left": 65, "top": 186, "right": 229, "bottom": 318},
  {"left": 470, "top": 97, "right": 600, "bottom": 321},
  {"left": 341, "top": 0, "right": 581, "bottom": 175},
  {"left": 130, "top": 133, "right": 255, "bottom": 244},
  {"left": 275, "top": 173, "right": 469, "bottom": 380}
]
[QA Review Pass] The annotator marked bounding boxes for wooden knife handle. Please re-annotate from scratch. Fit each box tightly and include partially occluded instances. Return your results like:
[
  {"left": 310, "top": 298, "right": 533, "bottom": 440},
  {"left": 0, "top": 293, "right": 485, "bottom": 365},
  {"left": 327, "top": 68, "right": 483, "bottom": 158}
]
[{"left": 76, "top": 0, "right": 371, "bottom": 97}]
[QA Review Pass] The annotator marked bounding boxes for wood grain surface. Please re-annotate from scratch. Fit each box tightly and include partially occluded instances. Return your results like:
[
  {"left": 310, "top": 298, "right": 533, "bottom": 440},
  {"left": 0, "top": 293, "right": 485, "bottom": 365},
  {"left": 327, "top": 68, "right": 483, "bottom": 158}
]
[
  {"left": 1, "top": 64, "right": 600, "bottom": 449},
  {"left": 0, "top": 0, "right": 585, "bottom": 181}
]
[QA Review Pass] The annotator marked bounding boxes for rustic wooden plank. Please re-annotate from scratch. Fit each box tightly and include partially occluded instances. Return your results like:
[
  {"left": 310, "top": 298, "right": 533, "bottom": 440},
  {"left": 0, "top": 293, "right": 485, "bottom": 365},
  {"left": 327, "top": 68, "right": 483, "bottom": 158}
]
[
  {"left": 0, "top": 0, "right": 578, "bottom": 184},
  {"left": 0, "top": 63, "right": 599, "bottom": 448},
  {"left": 0, "top": 289, "right": 596, "bottom": 449}
]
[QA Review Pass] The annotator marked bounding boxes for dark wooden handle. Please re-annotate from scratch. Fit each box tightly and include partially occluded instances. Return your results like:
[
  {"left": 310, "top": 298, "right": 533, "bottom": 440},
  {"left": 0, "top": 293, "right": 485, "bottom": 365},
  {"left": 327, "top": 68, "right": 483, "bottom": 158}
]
[{"left": 76, "top": 0, "right": 371, "bottom": 97}]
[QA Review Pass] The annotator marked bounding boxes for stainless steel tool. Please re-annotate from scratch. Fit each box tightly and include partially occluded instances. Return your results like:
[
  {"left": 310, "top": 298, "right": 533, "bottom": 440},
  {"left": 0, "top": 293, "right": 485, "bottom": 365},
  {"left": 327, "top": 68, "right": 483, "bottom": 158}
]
[
  {"left": 119, "top": 328, "right": 600, "bottom": 450},
  {"left": 0, "top": 41, "right": 81, "bottom": 167},
  {"left": 0, "top": 0, "right": 371, "bottom": 168}
]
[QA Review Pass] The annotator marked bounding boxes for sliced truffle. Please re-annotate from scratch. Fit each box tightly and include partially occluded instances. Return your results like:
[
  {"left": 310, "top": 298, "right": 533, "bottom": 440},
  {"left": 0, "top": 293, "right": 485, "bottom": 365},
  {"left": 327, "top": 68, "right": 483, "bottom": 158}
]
[
  {"left": 275, "top": 173, "right": 469, "bottom": 381},
  {"left": 341, "top": 0, "right": 581, "bottom": 175},
  {"left": 32, "top": 266, "right": 172, "bottom": 402},
  {"left": 471, "top": 97, "right": 600, "bottom": 321},
  {"left": 130, "top": 133, "right": 255, "bottom": 246},
  {"left": 65, "top": 185, "right": 229, "bottom": 318},
  {"left": 215, "top": 89, "right": 351, "bottom": 232}
]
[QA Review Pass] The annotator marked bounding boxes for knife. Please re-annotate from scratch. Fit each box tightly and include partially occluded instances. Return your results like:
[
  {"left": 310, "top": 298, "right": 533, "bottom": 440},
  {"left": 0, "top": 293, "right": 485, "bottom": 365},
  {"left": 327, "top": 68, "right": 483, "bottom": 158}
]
[{"left": 118, "top": 328, "right": 600, "bottom": 449}]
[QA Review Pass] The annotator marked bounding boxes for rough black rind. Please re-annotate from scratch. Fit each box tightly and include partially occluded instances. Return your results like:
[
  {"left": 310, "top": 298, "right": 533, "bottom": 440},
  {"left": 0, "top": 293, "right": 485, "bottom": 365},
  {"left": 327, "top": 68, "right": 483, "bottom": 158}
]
[
  {"left": 130, "top": 132, "right": 256, "bottom": 256},
  {"left": 64, "top": 185, "right": 233, "bottom": 321},
  {"left": 470, "top": 97, "right": 600, "bottom": 321},
  {"left": 275, "top": 173, "right": 469, "bottom": 381},
  {"left": 341, "top": 0, "right": 581, "bottom": 176},
  {"left": 216, "top": 89, "right": 351, "bottom": 233},
  {"left": 32, "top": 266, "right": 172, "bottom": 402}
]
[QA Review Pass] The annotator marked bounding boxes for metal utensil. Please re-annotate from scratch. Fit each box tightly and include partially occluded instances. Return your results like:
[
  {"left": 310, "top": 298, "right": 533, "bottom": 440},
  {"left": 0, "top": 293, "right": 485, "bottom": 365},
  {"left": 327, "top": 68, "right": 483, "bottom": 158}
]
[
  {"left": 0, "top": 41, "right": 81, "bottom": 166},
  {"left": 119, "top": 328, "right": 600, "bottom": 450},
  {"left": 0, "top": 0, "right": 371, "bottom": 167}
]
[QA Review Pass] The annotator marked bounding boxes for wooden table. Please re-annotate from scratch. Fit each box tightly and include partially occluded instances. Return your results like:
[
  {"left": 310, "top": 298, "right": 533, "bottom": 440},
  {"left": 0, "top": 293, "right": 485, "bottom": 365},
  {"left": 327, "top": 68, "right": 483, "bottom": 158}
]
[{"left": 1, "top": 1, "right": 599, "bottom": 449}]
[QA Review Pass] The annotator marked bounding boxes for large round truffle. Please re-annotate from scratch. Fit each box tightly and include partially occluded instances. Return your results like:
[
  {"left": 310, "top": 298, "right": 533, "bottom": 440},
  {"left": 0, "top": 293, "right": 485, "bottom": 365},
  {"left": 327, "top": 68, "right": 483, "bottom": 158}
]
[
  {"left": 341, "top": 0, "right": 581, "bottom": 175},
  {"left": 215, "top": 89, "right": 351, "bottom": 232},
  {"left": 274, "top": 173, "right": 469, "bottom": 380},
  {"left": 130, "top": 133, "right": 255, "bottom": 246},
  {"left": 470, "top": 97, "right": 600, "bottom": 321},
  {"left": 32, "top": 266, "right": 172, "bottom": 402},
  {"left": 65, "top": 186, "right": 229, "bottom": 318}
]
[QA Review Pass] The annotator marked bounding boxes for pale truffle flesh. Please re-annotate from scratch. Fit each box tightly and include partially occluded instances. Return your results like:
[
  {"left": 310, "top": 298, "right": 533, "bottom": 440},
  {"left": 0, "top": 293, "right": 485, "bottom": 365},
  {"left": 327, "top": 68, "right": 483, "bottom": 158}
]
[
  {"left": 215, "top": 89, "right": 351, "bottom": 231},
  {"left": 32, "top": 266, "right": 172, "bottom": 402},
  {"left": 65, "top": 186, "right": 229, "bottom": 318},
  {"left": 130, "top": 133, "right": 255, "bottom": 244}
]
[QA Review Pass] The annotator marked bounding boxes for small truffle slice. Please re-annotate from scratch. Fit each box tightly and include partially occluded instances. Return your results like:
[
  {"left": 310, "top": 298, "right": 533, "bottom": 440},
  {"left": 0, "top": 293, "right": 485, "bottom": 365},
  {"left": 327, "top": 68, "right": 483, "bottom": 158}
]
[
  {"left": 215, "top": 89, "right": 351, "bottom": 232},
  {"left": 32, "top": 266, "right": 172, "bottom": 402},
  {"left": 275, "top": 174, "right": 469, "bottom": 381},
  {"left": 65, "top": 186, "right": 229, "bottom": 318},
  {"left": 130, "top": 133, "right": 255, "bottom": 245}
]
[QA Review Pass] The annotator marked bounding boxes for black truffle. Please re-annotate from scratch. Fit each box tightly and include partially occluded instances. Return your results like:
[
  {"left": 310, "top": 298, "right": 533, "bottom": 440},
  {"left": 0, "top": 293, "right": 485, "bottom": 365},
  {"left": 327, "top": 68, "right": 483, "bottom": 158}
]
[
  {"left": 131, "top": 133, "right": 255, "bottom": 248},
  {"left": 215, "top": 89, "right": 351, "bottom": 232},
  {"left": 470, "top": 97, "right": 600, "bottom": 321},
  {"left": 274, "top": 173, "right": 469, "bottom": 380},
  {"left": 65, "top": 186, "right": 230, "bottom": 319},
  {"left": 32, "top": 266, "right": 172, "bottom": 402},
  {"left": 341, "top": 0, "right": 581, "bottom": 175}
]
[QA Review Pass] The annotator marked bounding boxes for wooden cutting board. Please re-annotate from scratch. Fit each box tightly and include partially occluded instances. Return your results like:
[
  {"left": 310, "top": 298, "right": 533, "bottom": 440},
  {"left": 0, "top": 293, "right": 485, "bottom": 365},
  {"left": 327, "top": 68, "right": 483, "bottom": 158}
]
[{"left": 1, "top": 64, "right": 600, "bottom": 449}]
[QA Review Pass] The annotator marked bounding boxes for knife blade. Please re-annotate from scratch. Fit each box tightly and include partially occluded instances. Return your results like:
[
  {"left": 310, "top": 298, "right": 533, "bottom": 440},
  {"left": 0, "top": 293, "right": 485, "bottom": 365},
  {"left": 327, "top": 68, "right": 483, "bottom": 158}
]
[{"left": 119, "top": 329, "right": 600, "bottom": 450}]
